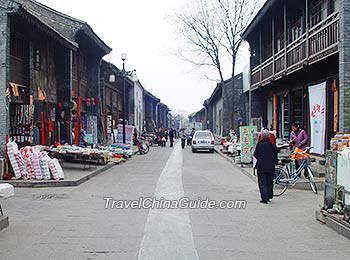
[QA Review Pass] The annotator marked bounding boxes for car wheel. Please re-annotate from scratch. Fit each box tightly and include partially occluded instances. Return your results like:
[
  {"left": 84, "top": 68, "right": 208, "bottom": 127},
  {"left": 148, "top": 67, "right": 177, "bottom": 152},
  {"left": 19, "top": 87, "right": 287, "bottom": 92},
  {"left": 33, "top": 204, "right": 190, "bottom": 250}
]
[
  {"left": 210, "top": 149, "right": 215, "bottom": 153},
  {"left": 192, "top": 148, "right": 196, "bottom": 153}
]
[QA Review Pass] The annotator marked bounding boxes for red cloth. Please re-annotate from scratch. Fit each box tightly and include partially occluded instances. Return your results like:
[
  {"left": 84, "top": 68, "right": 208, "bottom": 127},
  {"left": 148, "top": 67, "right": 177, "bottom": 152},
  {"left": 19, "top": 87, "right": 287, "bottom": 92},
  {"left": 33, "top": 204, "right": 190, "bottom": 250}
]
[{"left": 41, "top": 112, "right": 45, "bottom": 145}]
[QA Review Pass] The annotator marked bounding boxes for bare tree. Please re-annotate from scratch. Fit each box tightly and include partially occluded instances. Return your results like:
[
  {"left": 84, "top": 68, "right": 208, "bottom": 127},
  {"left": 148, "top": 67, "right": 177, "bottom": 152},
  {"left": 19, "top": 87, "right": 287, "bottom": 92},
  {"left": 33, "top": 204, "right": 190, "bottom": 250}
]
[
  {"left": 174, "top": 0, "right": 264, "bottom": 131},
  {"left": 174, "top": 0, "right": 225, "bottom": 82},
  {"left": 174, "top": 0, "right": 263, "bottom": 82}
]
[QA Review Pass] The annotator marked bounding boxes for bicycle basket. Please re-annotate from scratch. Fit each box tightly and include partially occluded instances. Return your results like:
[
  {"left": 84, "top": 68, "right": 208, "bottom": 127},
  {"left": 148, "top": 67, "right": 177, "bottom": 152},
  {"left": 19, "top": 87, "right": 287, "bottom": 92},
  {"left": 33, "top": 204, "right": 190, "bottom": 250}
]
[{"left": 292, "top": 148, "right": 310, "bottom": 162}]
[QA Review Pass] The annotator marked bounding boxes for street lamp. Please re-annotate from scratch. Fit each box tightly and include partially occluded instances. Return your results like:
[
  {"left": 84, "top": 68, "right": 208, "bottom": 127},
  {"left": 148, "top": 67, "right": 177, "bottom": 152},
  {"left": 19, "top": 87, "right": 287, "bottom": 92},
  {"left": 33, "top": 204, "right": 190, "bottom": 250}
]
[
  {"left": 109, "top": 53, "right": 137, "bottom": 144},
  {"left": 121, "top": 53, "right": 127, "bottom": 144}
]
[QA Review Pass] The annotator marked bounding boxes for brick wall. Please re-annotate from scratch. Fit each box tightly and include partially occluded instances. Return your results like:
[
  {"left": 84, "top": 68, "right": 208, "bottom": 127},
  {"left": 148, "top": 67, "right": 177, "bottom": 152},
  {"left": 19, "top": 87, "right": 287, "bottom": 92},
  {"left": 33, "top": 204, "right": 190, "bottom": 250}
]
[
  {"left": 250, "top": 89, "right": 265, "bottom": 120},
  {"left": 339, "top": 0, "right": 350, "bottom": 132}
]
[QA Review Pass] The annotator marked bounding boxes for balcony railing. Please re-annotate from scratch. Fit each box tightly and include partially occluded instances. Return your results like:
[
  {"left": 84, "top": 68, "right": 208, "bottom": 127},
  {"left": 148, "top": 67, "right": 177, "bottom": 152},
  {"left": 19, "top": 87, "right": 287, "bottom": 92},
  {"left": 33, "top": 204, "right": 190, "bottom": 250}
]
[{"left": 251, "top": 12, "right": 339, "bottom": 89}]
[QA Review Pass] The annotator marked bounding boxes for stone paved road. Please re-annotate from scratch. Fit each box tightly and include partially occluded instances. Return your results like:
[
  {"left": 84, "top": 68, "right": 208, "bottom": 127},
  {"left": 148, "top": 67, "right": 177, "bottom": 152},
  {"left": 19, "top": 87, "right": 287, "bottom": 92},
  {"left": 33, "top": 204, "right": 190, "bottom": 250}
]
[{"left": 1, "top": 141, "right": 349, "bottom": 260}]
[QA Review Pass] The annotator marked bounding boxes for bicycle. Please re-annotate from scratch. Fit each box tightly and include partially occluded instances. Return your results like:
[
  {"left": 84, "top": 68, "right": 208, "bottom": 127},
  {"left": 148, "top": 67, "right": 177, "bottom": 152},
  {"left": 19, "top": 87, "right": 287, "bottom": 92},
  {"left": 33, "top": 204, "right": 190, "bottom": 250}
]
[
  {"left": 136, "top": 137, "right": 150, "bottom": 155},
  {"left": 273, "top": 147, "right": 318, "bottom": 196}
]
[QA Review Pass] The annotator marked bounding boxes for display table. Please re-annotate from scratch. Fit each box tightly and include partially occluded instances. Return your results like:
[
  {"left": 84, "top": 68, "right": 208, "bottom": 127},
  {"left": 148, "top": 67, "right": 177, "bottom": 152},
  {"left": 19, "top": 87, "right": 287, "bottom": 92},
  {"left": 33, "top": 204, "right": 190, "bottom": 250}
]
[{"left": 49, "top": 151, "right": 101, "bottom": 170}]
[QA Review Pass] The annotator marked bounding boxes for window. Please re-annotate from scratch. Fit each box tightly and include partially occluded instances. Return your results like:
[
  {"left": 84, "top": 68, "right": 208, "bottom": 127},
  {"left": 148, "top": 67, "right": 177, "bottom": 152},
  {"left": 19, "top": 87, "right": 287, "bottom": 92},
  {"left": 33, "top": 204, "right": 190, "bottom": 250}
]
[{"left": 195, "top": 132, "right": 212, "bottom": 139}]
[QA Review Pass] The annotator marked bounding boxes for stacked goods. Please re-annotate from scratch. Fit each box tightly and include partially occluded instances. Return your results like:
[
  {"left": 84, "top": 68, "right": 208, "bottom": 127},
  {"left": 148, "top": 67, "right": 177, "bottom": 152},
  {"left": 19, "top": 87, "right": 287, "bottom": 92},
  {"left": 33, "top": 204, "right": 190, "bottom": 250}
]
[
  {"left": 48, "top": 159, "right": 64, "bottom": 180},
  {"left": 39, "top": 152, "right": 51, "bottom": 180},
  {"left": 7, "top": 142, "right": 64, "bottom": 181},
  {"left": 7, "top": 141, "right": 28, "bottom": 179},
  {"left": 30, "top": 152, "right": 42, "bottom": 180},
  {"left": 331, "top": 133, "right": 350, "bottom": 151},
  {"left": 20, "top": 146, "right": 34, "bottom": 180},
  {"left": 14, "top": 153, "right": 28, "bottom": 180}
]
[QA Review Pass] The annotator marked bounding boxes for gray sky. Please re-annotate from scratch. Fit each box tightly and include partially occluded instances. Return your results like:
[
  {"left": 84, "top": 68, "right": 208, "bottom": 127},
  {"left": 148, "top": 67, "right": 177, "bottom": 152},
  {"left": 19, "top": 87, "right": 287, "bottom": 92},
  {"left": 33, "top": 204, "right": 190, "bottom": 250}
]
[{"left": 38, "top": 0, "right": 249, "bottom": 115}]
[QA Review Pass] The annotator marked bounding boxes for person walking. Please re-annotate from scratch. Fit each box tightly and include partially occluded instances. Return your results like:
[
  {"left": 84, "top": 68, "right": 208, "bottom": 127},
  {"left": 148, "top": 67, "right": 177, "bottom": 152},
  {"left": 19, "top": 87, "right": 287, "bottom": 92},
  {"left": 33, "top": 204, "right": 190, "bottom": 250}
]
[
  {"left": 253, "top": 129, "right": 278, "bottom": 204},
  {"left": 180, "top": 129, "right": 186, "bottom": 149},
  {"left": 169, "top": 128, "right": 174, "bottom": 147}
]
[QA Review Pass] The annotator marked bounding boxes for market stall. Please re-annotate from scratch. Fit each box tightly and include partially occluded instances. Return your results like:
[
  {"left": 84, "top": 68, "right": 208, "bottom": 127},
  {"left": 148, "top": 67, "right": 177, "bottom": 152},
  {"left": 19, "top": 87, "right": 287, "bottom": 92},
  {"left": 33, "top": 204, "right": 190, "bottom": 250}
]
[
  {"left": 4, "top": 140, "right": 135, "bottom": 181},
  {"left": 323, "top": 133, "right": 350, "bottom": 223}
]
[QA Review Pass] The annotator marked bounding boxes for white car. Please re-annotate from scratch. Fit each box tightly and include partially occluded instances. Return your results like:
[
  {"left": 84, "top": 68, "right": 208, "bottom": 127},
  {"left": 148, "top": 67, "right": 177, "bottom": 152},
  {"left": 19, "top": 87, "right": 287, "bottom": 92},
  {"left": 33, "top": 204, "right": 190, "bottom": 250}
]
[{"left": 192, "top": 130, "right": 215, "bottom": 153}]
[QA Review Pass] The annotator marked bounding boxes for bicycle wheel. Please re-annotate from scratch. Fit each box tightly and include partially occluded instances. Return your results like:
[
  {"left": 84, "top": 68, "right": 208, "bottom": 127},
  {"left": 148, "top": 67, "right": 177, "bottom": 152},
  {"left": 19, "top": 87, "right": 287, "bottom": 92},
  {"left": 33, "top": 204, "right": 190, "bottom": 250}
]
[
  {"left": 273, "top": 167, "right": 289, "bottom": 196},
  {"left": 141, "top": 143, "right": 150, "bottom": 154},
  {"left": 306, "top": 167, "right": 318, "bottom": 194}
]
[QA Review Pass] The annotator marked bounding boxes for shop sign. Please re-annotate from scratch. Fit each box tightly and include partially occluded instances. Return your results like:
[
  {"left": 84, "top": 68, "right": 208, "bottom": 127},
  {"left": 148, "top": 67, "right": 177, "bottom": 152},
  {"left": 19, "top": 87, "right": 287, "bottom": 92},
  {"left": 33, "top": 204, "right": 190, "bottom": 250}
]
[
  {"left": 309, "top": 82, "right": 326, "bottom": 155},
  {"left": 86, "top": 115, "right": 98, "bottom": 144},
  {"left": 240, "top": 126, "right": 258, "bottom": 163},
  {"left": 116, "top": 124, "right": 134, "bottom": 145}
]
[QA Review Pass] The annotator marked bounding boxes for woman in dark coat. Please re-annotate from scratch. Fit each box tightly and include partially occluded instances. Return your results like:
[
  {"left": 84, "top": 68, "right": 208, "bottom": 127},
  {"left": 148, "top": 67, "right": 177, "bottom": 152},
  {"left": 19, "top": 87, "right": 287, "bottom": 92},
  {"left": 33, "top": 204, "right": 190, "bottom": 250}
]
[{"left": 253, "top": 129, "right": 278, "bottom": 204}]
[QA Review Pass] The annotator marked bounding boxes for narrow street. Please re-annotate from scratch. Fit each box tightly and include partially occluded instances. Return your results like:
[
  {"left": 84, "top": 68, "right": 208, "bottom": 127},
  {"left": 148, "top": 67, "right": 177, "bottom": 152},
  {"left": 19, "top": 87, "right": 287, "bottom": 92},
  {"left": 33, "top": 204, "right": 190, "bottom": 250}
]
[{"left": 1, "top": 142, "right": 349, "bottom": 260}]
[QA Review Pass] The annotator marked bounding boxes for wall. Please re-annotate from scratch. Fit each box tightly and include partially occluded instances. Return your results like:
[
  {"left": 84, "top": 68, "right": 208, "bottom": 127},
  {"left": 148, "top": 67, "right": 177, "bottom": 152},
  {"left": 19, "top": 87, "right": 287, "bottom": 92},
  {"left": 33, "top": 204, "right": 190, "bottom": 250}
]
[
  {"left": 134, "top": 81, "right": 144, "bottom": 134},
  {"left": 214, "top": 97, "right": 223, "bottom": 135},
  {"left": 222, "top": 74, "right": 244, "bottom": 135},
  {"left": 0, "top": 10, "right": 9, "bottom": 157},
  {"left": 339, "top": 0, "right": 350, "bottom": 132}
]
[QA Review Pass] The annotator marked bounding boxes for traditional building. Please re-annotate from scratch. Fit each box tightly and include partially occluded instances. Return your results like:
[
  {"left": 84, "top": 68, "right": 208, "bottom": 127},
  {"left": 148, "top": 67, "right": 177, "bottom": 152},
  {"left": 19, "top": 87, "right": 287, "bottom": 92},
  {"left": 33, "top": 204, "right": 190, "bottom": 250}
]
[
  {"left": 188, "top": 108, "right": 206, "bottom": 130},
  {"left": 242, "top": 0, "right": 343, "bottom": 153},
  {"left": 128, "top": 79, "right": 144, "bottom": 134},
  {"left": 100, "top": 60, "right": 130, "bottom": 144},
  {"left": 144, "top": 90, "right": 160, "bottom": 132},
  {"left": 204, "top": 74, "right": 245, "bottom": 136},
  {"left": 0, "top": 0, "right": 111, "bottom": 157},
  {"left": 157, "top": 103, "right": 170, "bottom": 129}
]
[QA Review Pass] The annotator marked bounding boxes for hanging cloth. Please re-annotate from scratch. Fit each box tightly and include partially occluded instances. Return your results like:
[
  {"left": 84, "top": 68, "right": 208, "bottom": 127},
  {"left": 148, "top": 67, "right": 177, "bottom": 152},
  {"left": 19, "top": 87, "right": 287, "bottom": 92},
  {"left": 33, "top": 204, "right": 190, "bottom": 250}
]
[
  {"left": 9, "top": 83, "right": 19, "bottom": 97},
  {"left": 38, "top": 87, "right": 46, "bottom": 101},
  {"left": 332, "top": 80, "right": 339, "bottom": 133},
  {"left": 41, "top": 112, "right": 45, "bottom": 145}
]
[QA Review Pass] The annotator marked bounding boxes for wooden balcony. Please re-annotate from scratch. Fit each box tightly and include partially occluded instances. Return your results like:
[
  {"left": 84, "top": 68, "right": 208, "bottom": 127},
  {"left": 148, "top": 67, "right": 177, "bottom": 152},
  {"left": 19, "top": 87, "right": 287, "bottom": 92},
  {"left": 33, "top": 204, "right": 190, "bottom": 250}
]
[{"left": 251, "top": 12, "right": 339, "bottom": 90}]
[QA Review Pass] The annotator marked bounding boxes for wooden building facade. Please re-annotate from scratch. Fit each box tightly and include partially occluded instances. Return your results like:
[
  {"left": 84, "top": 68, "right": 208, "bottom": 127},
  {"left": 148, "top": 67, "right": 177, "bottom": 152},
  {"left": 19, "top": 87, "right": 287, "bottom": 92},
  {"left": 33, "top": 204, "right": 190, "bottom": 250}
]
[
  {"left": 0, "top": 0, "right": 111, "bottom": 154},
  {"left": 242, "top": 0, "right": 341, "bottom": 148}
]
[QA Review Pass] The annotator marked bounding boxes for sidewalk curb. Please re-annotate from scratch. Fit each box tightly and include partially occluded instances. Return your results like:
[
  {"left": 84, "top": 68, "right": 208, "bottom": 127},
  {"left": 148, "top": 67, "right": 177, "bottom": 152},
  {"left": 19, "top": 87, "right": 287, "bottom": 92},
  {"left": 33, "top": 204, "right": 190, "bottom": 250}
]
[
  {"left": 214, "top": 147, "right": 324, "bottom": 191},
  {"left": 0, "top": 163, "right": 116, "bottom": 188},
  {"left": 316, "top": 210, "right": 350, "bottom": 239},
  {"left": 0, "top": 216, "right": 9, "bottom": 231}
]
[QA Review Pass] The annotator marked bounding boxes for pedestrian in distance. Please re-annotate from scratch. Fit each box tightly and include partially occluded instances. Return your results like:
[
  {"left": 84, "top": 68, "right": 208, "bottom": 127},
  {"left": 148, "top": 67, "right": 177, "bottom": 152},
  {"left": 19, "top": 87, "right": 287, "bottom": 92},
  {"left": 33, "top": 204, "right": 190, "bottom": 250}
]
[
  {"left": 164, "top": 129, "right": 168, "bottom": 143},
  {"left": 186, "top": 132, "right": 191, "bottom": 146},
  {"left": 169, "top": 128, "right": 174, "bottom": 147},
  {"left": 253, "top": 129, "right": 278, "bottom": 204},
  {"left": 180, "top": 129, "right": 186, "bottom": 149},
  {"left": 189, "top": 128, "right": 195, "bottom": 145},
  {"left": 159, "top": 128, "right": 165, "bottom": 147}
]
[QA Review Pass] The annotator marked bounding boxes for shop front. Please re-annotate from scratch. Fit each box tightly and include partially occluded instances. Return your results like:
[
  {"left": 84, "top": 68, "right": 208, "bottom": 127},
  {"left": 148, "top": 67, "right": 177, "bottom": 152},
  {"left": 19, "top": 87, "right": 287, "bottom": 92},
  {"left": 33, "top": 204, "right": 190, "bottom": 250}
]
[{"left": 252, "top": 69, "right": 338, "bottom": 155}]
